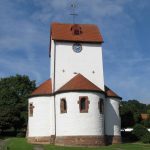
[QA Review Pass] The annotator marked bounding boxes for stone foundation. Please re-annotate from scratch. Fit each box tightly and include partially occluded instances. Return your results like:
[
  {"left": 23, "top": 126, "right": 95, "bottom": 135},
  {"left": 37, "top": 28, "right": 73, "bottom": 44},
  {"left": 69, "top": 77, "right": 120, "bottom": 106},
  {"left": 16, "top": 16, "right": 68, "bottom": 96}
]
[
  {"left": 27, "top": 135, "right": 121, "bottom": 146},
  {"left": 27, "top": 135, "right": 55, "bottom": 144},
  {"left": 106, "top": 135, "right": 122, "bottom": 145},
  {"left": 55, "top": 136, "right": 106, "bottom": 147}
]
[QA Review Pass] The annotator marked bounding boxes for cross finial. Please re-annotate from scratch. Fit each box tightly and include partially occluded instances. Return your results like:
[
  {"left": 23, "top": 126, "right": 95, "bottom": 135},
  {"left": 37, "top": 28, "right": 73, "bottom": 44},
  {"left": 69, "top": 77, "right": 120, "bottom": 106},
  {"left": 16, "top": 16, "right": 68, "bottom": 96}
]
[{"left": 70, "top": 1, "right": 78, "bottom": 24}]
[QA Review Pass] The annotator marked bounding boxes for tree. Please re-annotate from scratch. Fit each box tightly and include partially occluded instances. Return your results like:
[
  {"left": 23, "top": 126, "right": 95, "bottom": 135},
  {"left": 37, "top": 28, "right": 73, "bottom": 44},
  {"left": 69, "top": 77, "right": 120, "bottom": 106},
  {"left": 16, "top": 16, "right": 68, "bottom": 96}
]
[
  {"left": 147, "top": 104, "right": 150, "bottom": 114},
  {"left": 0, "top": 75, "right": 35, "bottom": 132},
  {"left": 127, "top": 100, "right": 147, "bottom": 113},
  {"left": 121, "top": 110, "right": 135, "bottom": 128},
  {"left": 120, "top": 100, "right": 142, "bottom": 128}
]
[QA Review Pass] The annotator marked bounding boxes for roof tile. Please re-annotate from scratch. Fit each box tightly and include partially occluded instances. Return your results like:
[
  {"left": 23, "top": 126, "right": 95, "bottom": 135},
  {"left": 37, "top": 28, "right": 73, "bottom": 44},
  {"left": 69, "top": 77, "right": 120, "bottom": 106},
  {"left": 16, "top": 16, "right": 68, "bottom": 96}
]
[
  {"left": 105, "top": 86, "right": 121, "bottom": 99},
  {"left": 31, "top": 79, "right": 52, "bottom": 96},
  {"left": 31, "top": 76, "right": 121, "bottom": 99},
  {"left": 56, "top": 74, "right": 103, "bottom": 93},
  {"left": 51, "top": 22, "right": 103, "bottom": 43}
]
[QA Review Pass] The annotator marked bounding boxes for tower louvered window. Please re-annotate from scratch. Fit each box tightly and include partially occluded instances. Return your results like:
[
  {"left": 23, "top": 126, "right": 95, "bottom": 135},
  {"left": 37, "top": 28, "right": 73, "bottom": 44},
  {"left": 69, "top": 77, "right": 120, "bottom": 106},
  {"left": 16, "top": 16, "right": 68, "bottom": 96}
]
[{"left": 71, "top": 24, "right": 82, "bottom": 35}]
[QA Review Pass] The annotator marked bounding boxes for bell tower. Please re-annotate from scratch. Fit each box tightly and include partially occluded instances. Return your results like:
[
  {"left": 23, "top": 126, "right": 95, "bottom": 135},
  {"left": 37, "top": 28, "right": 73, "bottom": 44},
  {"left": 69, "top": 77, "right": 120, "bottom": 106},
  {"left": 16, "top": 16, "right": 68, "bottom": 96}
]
[{"left": 50, "top": 22, "right": 104, "bottom": 92}]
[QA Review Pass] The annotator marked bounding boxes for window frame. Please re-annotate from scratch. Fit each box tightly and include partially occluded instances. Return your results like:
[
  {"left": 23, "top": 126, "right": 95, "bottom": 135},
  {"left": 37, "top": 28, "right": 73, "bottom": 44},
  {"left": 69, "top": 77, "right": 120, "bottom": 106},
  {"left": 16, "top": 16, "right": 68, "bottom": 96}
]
[
  {"left": 71, "top": 25, "right": 82, "bottom": 35},
  {"left": 98, "top": 98, "right": 104, "bottom": 114},
  {"left": 29, "top": 102, "right": 34, "bottom": 117},
  {"left": 74, "top": 29, "right": 80, "bottom": 35},
  {"left": 60, "top": 98, "right": 67, "bottom": 113},
  {"left": 78, "top": 96, "right": 89, "bottom": 113}
]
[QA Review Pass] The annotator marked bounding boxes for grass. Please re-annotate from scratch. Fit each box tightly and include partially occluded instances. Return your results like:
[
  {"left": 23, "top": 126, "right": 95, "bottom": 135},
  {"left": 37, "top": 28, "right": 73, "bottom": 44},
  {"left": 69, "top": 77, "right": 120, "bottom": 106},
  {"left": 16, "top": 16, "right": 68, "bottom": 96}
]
[
  {"left": 4, "top": 138, "right": 33, "bottom": 150},
  {"left": 2, "top": 138, "right": 150, "bottom": 150},
  {"left": 44, "top": 143, "right": 150, "bottom": 150}
]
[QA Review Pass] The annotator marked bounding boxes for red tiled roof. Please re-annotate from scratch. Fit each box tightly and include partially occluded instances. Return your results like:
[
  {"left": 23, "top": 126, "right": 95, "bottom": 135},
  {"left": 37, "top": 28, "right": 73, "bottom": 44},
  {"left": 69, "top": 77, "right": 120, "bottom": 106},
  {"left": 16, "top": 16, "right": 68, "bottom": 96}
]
[
  {"left": 105, "top": 86, "right": 121, "bottom": 99},
  {"left": 56, "top": 74, "right": 103, "bottom": 93},
  {"left": 31, "top": 79, "right": 52, "bottom": 96},
  {"left": 51, "top": 22, "right": 103, "bottom": 43},
  {"left": 141, "top": 114, "right": 150, "bottom": 120},
  {"left": 30, "top": 76, "right": 121, "bottom": 99}
]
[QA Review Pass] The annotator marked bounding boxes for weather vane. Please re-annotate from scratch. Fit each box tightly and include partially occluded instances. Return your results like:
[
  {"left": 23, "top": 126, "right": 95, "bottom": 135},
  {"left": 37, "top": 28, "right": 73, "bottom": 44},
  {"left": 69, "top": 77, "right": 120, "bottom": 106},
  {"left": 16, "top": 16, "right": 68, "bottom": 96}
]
[{"left": 70, "top": 1, "right": 78, "bottom": 24}]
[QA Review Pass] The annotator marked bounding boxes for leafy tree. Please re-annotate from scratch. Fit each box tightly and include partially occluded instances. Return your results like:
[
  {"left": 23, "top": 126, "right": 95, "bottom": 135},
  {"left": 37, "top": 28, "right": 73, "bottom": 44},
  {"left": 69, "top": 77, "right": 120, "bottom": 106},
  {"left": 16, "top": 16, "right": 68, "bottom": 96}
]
[
  {"left": 120, "top": 100, "right": 142, "bottom": 128},
  {"left": 120, "top": 110, "right": 135, "bottom": 128},
  {"left": 0, "top": 75, "right": 35, "bottom": 132},
  {"left": 147, "top": 104, "right": 150, "bottom": 114},
  {"left": 120, "top": 99, "right": 150, "bottom": 128},
  {"left": 127, "top": 100, "right": 147, "bottom": 113}
]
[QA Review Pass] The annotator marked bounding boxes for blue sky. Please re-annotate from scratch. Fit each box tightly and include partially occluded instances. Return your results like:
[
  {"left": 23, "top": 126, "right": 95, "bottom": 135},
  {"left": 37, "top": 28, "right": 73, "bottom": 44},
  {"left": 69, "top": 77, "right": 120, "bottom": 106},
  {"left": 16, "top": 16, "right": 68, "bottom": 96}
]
[{"left": 0, "top": 0, "right": 150, "bottom": 104}]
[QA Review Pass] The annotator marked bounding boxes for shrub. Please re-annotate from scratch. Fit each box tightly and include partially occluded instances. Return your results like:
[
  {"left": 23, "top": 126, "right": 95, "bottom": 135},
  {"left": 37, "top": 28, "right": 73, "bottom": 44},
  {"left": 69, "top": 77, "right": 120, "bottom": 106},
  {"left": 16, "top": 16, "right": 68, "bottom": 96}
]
[
  {"left": 141, "top": 119, "right": 150, "bottom": 128},
  {"left": 141, "top": 132, "right": 150, "bottom": 144},
  {"left": 16, "top": 132, "right": 26, "bottom": 137},
  {"left": 132, "top": 124, "right": 149, "bottom": 140},
  {"left": 121, "top": 131, "right": 137, "bottom": 142}
]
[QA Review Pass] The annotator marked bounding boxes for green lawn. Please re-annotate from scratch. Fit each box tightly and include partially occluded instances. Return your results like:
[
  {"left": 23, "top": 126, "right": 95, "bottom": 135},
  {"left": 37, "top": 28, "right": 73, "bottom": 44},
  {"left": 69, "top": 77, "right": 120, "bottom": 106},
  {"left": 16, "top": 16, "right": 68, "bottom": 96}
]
[
  {"left": 3, "top": 138, "right": 150, "bottom": 150},
  {"left": 5, "top": 138, "right": 33, "bottom": 150},
  {"left": 44, "top": 143, "right": 150, "bottom": 150}
]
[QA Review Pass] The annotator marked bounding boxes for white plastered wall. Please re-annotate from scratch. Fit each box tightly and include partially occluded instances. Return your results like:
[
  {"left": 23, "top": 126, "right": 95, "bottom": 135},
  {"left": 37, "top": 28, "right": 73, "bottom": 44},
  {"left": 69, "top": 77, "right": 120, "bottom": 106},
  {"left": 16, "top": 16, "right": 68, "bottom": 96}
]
[
  {"left": 50, "top": 39, "right": 55, "bottom": 92},
  {"left": 28, "top": 96, "right": 55, "bottom": 137},
  {"left": 50, "top": 41, "right": 104, "bottom": 91},
  {"left": 55, "top": 92, "right": 105, "bottom": 136},
  {"left": 104, "top": 98, "right": 121, "bottom": 136}
]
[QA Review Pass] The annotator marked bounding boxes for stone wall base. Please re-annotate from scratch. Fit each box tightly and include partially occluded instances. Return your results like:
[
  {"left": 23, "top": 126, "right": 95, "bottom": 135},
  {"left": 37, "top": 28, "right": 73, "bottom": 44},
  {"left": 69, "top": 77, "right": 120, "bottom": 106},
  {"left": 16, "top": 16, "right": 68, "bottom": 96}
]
[
  {"left": 106, "top": 135, "right": 122, "bottom": 145},
  {"left": 55, "top": 136, "right": 106, "bottom": 147},
  {"left": 27, "top": 135, "right": 121, "bottom": 146},
  {"left": 27, "top": 135, "right": 55, "bottom": 144}
]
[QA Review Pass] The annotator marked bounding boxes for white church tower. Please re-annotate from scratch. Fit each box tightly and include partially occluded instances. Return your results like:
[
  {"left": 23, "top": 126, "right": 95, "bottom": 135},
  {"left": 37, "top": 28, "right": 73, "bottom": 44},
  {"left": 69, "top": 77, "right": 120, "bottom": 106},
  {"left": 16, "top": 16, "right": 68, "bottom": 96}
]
[
  {"left": 27, "top": 22, "right": 122, "bottom": 146},
  {"left": 50, "top": 23, "right": 104, "bottom": 92}
]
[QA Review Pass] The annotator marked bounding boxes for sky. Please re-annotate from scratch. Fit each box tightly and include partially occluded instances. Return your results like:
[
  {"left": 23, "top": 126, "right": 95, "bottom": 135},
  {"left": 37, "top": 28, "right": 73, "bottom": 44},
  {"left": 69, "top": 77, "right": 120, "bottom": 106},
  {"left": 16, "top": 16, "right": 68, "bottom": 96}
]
[{"left": 0, "top": 0, "right": 150, "bottom": 104}]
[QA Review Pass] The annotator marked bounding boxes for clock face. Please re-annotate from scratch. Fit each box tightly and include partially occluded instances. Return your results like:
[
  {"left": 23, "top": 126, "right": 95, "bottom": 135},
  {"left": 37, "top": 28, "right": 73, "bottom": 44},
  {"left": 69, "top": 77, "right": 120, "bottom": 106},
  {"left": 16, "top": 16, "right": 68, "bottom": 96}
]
[{"left": 73, "top": 43, "right": 82, "bottom": 53}]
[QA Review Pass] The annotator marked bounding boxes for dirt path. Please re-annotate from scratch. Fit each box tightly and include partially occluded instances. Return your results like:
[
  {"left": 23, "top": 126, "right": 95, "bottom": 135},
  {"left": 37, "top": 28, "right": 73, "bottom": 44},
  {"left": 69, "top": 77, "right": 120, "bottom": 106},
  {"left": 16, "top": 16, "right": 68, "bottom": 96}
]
[
  {"left": 33, "top": 144, "right": 44, "bottom": 150},
  {"left": 0, "top": 140, "right": 4, "bottom": 150},
  {"left": 0, "top": 139, "right": 9, "bottom": 150}
]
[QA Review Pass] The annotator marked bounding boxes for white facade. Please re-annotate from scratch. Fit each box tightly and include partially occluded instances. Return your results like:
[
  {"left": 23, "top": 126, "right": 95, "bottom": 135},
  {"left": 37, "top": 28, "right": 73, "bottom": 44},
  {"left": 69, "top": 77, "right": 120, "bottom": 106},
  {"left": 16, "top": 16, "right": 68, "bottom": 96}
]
[
  {"left": 55, "top": 92, "right": 105, "bottom": 136},
  {"left": 28, "top": 96, "right": 55, "bottom": 137},
  {"left": 50, "top": 39, "right": 55, "bottom": 92},
  {"left": 28, "top": 94, "right": 121, "bottom": 138},
  {"left": 50, "top": 41, "right": 104, "bottom": 91},
  {"left": 104, "top": 98, "right": 121, "bottom": 136}
]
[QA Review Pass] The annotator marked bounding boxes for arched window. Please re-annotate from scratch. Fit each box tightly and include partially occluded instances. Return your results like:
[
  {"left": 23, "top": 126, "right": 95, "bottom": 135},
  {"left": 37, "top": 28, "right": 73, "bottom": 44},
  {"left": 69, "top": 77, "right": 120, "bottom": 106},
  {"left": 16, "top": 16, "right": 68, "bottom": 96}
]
[
  {"left": 98, "top": 98, "right": 104, "bottom": 114},
  {"left": 78, "top": 96, "right": 89, "bottom": 113},
  {"left": 60, "top": 98, "right": 67, "bottom": 113},
  {"left": 29, "top": 103, "right": 34, "bottom": 117}
]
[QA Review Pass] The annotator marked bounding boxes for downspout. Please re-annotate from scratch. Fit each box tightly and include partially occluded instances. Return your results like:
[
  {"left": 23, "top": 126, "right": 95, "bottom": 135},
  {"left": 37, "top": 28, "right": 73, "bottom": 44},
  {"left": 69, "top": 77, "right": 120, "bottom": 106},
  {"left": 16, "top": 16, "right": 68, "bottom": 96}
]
[
  {"left": 104, "top": 94, "right": 107, "bottom": 144},
  {"left": 53, "top": 41, "right": 57, "bottom": 138}
]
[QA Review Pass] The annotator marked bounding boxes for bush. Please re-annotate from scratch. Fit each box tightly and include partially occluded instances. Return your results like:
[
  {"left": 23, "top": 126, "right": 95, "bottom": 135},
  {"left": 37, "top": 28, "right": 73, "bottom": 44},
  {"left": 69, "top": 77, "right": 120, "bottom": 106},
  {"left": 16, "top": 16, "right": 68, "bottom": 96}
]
[
  {"left": 16, "top": 132, "right": 26, "bottom": 137},
  {"left": 121, "top": 131, "right": 137, "bottom": 142},
  {"left": 141, "top": 119, "right": 150, "bottom": 128},
  {"left": 132, "top": 124, "right": 149, "bottom": 140},
  {"left": 141, "top": 132, "right": 150, "bottom": 144}
]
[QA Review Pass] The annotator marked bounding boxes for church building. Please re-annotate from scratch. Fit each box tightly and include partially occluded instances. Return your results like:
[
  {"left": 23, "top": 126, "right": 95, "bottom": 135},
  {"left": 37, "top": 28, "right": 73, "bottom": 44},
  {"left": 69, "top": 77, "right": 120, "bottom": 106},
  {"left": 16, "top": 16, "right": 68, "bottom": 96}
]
[{"left": 27, "top": 22, "right": 122, "bottom": 146}]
